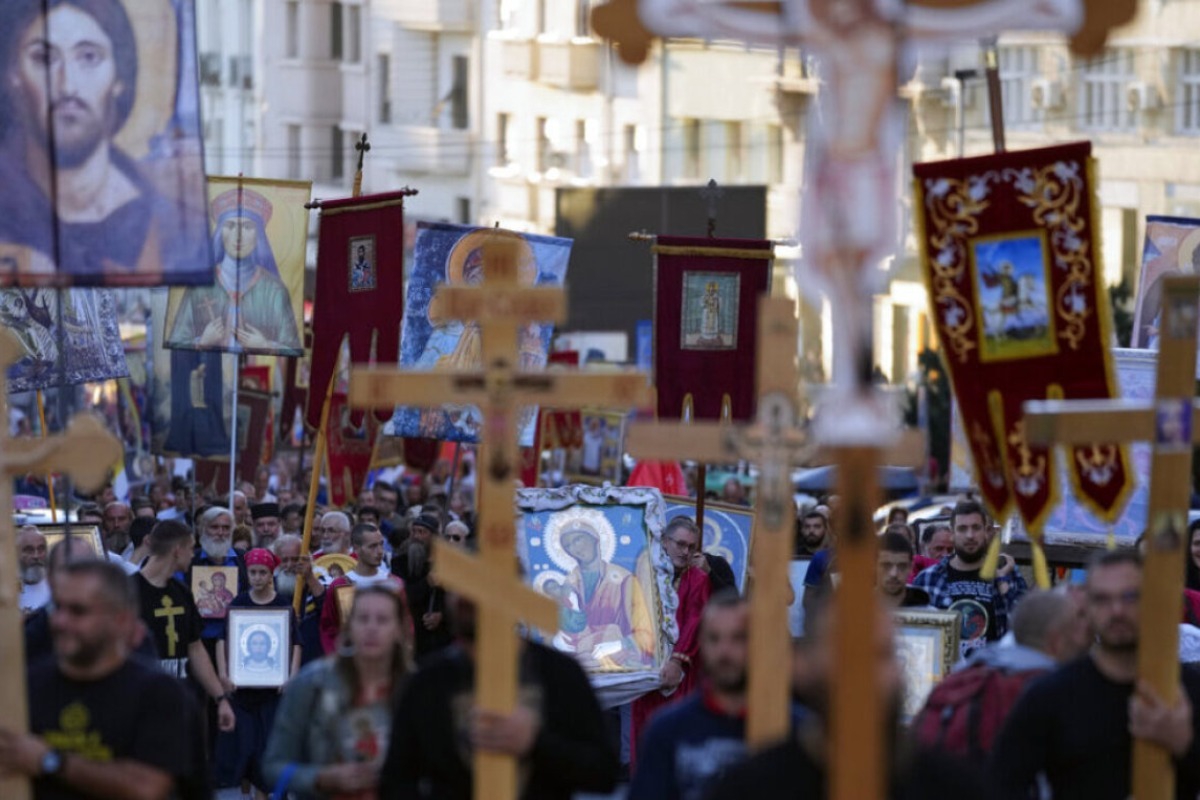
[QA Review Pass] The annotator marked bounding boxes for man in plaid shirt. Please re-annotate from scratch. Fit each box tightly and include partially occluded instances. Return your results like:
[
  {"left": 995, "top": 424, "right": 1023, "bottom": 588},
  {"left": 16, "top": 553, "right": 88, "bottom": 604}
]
[{"left": 911, "top": 499, "right": 1027, "bottom": 659}]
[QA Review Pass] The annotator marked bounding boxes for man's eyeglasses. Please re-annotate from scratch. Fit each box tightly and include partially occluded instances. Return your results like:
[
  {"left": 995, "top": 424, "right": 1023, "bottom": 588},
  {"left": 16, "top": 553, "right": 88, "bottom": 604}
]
[{"left": 665, "top": 537, "right": 698, "bottom": 554}]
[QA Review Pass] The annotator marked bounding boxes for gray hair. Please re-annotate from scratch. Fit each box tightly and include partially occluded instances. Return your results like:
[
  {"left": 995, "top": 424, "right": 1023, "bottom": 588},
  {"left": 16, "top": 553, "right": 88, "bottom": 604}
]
[
  {"left": 273, "top": 533, "right": 303, "bottom": 556},
  {"left": 198, "top": 506, "right": 233, "bottom": 533},
  {"left": 321, "top": 511, "right": 351, "bottom": 532}
]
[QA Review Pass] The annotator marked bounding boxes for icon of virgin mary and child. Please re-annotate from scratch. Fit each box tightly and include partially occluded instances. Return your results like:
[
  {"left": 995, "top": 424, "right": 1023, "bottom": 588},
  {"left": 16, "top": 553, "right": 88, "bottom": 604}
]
[{"left": 166, "top": 187, "right": 301, "bottom": 355}]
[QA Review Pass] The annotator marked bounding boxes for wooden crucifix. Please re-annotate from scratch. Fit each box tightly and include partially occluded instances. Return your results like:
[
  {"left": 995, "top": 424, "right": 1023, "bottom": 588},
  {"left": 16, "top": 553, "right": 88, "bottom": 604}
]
[
  {"left": 628, "top": 296, "right": 807, "bottom": 747},
  {"left": 0, "top": 330, "right": 123, "bottom": 800},
  {"left": 1024, "top": 275, "right": 1200, "bottom": 800},
  {"left": 348, "top": 229, "right": 651, "bottom": 800},
  {"left": 629, "top": 295, "right": 921, "bottom": 752}
]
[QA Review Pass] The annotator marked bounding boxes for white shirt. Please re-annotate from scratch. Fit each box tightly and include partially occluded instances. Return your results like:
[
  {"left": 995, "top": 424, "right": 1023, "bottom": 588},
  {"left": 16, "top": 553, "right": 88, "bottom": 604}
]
[
  {"left": 20, "top": 579, "right": 50, "bottom": 613},
  {"left": 106, "top": 550, "right": 139, "bottom": 575}
]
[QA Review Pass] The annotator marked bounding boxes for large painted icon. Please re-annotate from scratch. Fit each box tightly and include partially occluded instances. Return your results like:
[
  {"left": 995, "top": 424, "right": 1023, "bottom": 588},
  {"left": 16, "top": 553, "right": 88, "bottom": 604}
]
[
  {"left": 164, "top": 177, "right": 309, "bottom": 356},
  {"left": 516, "top": 485, "right": 677, "bottom": 703},
  {"left": 1131, "top": 215, "right": 1200, "bottom": 350},
  {"left": 0, "top": 288, "right": 127, "bottom": 391},
  {"left": 392, "top": 223, "right": 571, "bottom": 445},
  {"left": 0, "top": 0, "right": 211, "bottom": 285},
  {"left": 680, "top": 271, "right": 739, "bottom": 350},
  {"left": 971, "top": 231, "right": 1055, "bottom": 362}
]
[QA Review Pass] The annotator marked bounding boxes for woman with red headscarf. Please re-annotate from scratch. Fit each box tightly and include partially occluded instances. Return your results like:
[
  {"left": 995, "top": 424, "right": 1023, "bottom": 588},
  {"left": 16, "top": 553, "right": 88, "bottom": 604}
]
[{"left": 215, "top": 547, "right": 301, "bottom": 796}]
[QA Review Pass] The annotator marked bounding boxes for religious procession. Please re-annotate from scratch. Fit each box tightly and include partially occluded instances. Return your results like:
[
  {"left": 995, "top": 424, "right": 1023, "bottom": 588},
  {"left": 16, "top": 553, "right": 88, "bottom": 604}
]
[{"left": 4, "top": 0, "right": 1200, "bottom": 799}]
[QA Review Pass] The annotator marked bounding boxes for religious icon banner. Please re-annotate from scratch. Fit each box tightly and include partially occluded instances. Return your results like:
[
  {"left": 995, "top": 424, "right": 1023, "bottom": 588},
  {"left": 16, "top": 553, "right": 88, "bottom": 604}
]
[
  {"left": 307, "top": 190, "right": 408, "bottom": 429},
  {"left": 515, "top": 484, "right": 678, "bottom": 707},
  {"left": 0, "top": 0, "right": 211, "bottom": 286},
  {"left": 1130, "top": 215, "right": 1200, "bottom": 349},
  {"left": 653, "top": 236, "right": 771, "bottom": 422},
  {"left": 914, "top": 141, "right": 1132, "bottom": 535},
  {"left": 391, "top": 222, "right": 571, "bottom": 445},
  {"left": 664, "top": 496, "right": 752, "bottom": 592},
  {"left": 325, "top": 392, "right": 378, "bottom": 509},
  {"left": 1, "top": 288, "right": 127, "bottom": 391},
  {"left": 165, "top": 177, "right": 309, "bottom": 357}
]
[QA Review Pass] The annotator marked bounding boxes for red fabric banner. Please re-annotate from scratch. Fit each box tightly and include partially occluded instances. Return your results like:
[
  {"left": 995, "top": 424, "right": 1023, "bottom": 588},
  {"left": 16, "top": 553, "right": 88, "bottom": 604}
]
[
  {"left": 914, "top": 142, "right": 1132, "bottom": 534},
  {"left": 654, "top": 236, "right": 772, "bottom": 422},
  {"left": 325, "top": 392, "right": 377, "bottom": 508},
  {"left": 279, "top": 327, "right": 312, "bottom": 442},
  {"left": 193, "top": 387, "right": 270, "bottom": 491},
  {"left": 241, "top": 365, "right": 274, "bottom": 463},
  {"left": 518, "top": 351, "right": 581, "bottom": 487},
  {"left": 308, "top": 191, "right": 408, "bottom": 428}
]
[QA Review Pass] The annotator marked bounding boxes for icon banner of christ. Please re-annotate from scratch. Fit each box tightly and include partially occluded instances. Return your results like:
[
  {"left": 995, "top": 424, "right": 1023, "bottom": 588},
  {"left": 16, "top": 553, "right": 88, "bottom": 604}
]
[{"left": 0, "top": 0, "right": 212, "bottom": 286}]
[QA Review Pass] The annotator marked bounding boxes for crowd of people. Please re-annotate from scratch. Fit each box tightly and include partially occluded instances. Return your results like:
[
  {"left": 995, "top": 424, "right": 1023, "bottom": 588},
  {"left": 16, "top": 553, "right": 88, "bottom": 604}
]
[{"left": 6, "top": 460, "right": 1200, "bottom": 799}]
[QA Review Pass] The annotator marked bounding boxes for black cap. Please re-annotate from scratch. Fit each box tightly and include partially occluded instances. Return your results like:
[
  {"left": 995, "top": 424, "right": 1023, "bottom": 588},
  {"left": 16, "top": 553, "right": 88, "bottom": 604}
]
[
  {"left": 251, "top": 502, "right": 281, "bottom": 521},
  {"left": 412, "top": 514, "right": 441, "bottom": 534}
]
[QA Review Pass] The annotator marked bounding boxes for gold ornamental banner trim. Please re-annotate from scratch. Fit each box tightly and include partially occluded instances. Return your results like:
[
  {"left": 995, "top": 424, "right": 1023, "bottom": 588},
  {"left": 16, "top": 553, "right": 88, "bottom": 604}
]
[
  {"left": 318, "top": 197, "right": 409, "bottom": 217},
  {"left": 651, "top": 244, "right": 775, "bottom": 260}
]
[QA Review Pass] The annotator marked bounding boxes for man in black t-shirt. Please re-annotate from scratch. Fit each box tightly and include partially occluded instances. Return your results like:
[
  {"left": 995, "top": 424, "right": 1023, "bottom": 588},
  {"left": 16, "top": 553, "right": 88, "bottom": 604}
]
[
  {"left": 136, "top": 520, "right": 234, "bottom": 732},
  {"left": 0, "top": 561, "right": 193, "bottom": 799},
  {"left": 990, "top": 550, "right": 1200, "bottom": 800}
]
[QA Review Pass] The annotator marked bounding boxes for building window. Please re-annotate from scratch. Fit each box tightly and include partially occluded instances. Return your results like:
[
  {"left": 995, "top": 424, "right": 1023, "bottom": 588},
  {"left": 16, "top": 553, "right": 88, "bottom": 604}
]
[
  {"left": 683, "top": 118, "right": 701, "bottom": 180},
  {"left": 457, "top": 197, "right": 471, "bottom": 225},
  {"left": 575, "top": 119, "right": 593, "bottom": 179},
  {"left": 346, "top": 5, "right": 362, "bottom": 63},
  {"left": 1079, "top": 49, "right": 1135, "bottom": 132},
  {"left": 623, "top": 124, "right": 640, "bottom": 183},
  {"left": 576, "top": 0, "right": 592, "bottom": 36},
  {"left": 725, "top": 121, "right": 743, "bottom": 183},
  {"left": 998, "top": 45, "right": 1040, "bottom": 128},
  {"left": 228, "top": 55, "right": 253, "bottom": 90},
  {"left": 536, "top": 117, "right": 551, "bottom": 172},
  {"left": 766, "top": 123, "right": 783, "bottom": 184},
  {"left": 285, "top": 1, "right": 299, "bottom": 58},
  {"left": 287, "top": 125, "right": 301, "bottom": 180},
  {"left": 450, "top": 55, "right": 469, "bottom": 130},
  {"left": 497, "top": 113, "right": 511, "bottom": 165},
  {"left": 200, "top": 52, "right": 221, "bottom": 86},
  {"left": 331, "top": 127, "right": 345, "bottom": 182},
  {"left": 1178, "top": 49, "right": 1200, "bottom": 135},
  {"left": 330, "top": 3, "right": 344, "bottom": 61},
  {"left": 378, "top": 54, "right": 392, "bottom": 123}
]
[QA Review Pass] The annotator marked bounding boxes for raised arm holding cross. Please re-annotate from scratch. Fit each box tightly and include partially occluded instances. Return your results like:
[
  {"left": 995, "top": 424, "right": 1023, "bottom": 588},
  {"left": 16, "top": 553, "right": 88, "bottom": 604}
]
[
  {"left": 1024, "top": 275, "right": 1200, "bottom": 800},
  {"left": 349, "top": 229, "right": 650, "bottom": 800},
  {"left": 0, "top": 330, "right": 123, "bottom": 800}
]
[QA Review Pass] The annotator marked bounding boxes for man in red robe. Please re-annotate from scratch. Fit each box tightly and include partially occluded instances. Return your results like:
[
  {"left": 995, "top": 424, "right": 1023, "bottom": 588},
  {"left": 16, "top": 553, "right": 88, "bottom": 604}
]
[{"left": 631, "top": 516, "right": 712, "bottom": 765}]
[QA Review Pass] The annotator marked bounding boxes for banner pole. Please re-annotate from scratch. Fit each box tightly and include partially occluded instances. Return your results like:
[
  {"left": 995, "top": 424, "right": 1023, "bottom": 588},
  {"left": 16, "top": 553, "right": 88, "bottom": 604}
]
[
  {"left": 294, "top": 134, "right": 371, "bottom": 614},
  {"left": 34, "top": 391, "right": 58, "bottom": 522}
]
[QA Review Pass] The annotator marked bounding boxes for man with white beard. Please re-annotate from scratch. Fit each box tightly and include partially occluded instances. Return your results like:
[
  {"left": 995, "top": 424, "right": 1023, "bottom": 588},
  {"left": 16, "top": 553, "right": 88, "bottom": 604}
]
[
  {"left": 312, "top": 511, "right": 353, "bottom": 558},
  {"left": 189, "top": 506, "right": 248, "bottom": 660},
  {"left": 272, "top": 534, "right": 325, "bottom": 665},
  {"left": 17, "top": 524, "right": 49, "bottom": 613}
]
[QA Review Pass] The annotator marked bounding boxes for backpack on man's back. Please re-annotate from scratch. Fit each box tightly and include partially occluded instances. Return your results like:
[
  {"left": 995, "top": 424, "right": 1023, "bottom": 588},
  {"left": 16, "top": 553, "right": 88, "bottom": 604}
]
[{"left": 911, "top": 664, "right": 1046, "bottom": 763}]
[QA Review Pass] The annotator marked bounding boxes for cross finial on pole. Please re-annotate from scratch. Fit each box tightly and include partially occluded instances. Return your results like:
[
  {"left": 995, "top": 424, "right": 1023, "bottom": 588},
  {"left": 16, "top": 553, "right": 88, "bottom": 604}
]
[
  {"left": 352, "top": 133, "right": 371, "bottom": 197},
  {"left": 699, "top": 179, "right": 723, "bottom": 238}
]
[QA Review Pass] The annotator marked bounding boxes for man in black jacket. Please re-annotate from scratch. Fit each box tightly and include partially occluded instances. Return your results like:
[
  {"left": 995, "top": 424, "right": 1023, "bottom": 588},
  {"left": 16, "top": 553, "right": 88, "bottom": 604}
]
[{"left": 380, "top": 593, "right": 618, "bottom": 799}]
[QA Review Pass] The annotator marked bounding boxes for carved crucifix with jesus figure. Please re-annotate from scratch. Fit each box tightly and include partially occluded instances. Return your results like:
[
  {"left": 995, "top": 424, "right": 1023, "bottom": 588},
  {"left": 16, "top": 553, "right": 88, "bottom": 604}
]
[
  {"left": 0, "top": 330, "right": 123, "bottom": 800},
  {"left": 349, "top": 229, "right": 651, "bottom": 800}
]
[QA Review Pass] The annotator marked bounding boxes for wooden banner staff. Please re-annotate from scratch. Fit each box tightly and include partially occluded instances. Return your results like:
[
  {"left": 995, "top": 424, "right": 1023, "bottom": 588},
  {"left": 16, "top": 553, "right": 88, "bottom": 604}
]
[
  {"left": 293, "top": 134, "right": 369, "bottom": 614},
  {"left": 34, "top": 391, "right": 59, "bottom": 521},
  {"left": 981, "top": 37, "right": 1007, "bottom": 154}
]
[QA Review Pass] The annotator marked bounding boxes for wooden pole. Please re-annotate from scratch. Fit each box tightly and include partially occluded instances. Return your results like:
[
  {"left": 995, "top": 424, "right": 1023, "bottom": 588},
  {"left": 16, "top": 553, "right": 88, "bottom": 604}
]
[
  {"left": 981, "top": 37, "right": 1007, "bottom": 153},
  {"left": 1134, "top": 277, "right": 1199, "bottom": 800},
  {"left": 35, "top": 391, "right": 58, "bottom": 521},
  {"left": 830, "top": 444, "right": 883, "bottom": 800}
]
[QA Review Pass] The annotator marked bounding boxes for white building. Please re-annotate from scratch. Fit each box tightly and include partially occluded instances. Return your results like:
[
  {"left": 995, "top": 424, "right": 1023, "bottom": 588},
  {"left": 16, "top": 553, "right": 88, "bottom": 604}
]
[{"left": 195, "top": 0, "right": 262, "bottom": 176}]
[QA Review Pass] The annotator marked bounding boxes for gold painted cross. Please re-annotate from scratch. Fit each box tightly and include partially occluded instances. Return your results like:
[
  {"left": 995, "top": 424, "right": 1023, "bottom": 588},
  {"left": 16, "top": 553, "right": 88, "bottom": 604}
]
[
  {"left": 154, "top": 596, "right": 186, "bottom": 658},
  {"left": 1024, "top": 275, "right": 1200, "bottom": 800},
  {"left": 349, "top": 229, "right": 651, "bottom": 800},
  {"left": 0, "top": 329, "right": 123, "bottom": 800}
]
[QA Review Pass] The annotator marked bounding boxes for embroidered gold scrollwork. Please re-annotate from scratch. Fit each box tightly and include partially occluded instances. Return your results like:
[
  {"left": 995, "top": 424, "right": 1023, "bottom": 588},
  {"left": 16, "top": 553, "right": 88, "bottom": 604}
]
[{"left": 1007, "top": 420, "right": 1047, "bottom": 499}]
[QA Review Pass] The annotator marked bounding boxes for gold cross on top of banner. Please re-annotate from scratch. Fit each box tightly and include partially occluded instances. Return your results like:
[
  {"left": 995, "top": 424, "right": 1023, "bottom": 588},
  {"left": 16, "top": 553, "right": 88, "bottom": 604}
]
[
  {"left": 0, "top": 329, "right": 123, "bottom": 800},
  {"left": 349, "top": 229, "right": 651, "bottom": 800},
  {"left": 1024, "top": 275, "right": 1200, "bottom": 800}
]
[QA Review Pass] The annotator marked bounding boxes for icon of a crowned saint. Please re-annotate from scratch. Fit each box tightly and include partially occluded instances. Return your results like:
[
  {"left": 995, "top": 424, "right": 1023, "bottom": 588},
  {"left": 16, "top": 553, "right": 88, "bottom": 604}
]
[{"left": 167, "top": 187, "right": 301, "bottom": 354}]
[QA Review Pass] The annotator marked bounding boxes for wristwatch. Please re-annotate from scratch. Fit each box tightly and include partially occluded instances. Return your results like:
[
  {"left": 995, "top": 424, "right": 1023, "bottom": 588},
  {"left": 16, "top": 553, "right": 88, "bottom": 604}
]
[{"left": 39, "top": 749, "right": 64, "bottom": 779}]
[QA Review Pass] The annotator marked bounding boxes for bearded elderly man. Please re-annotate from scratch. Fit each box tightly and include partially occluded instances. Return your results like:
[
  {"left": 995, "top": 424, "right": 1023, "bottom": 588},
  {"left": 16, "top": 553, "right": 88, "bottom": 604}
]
[
  {"left": 272, "top": 534, "right": 325, "bottom": 665},
  {"left": 189, "top": 506, "right": 248, "bottom": 656},
  {"left": 18, "top": 525, "right": 49, "bottom": 614}
]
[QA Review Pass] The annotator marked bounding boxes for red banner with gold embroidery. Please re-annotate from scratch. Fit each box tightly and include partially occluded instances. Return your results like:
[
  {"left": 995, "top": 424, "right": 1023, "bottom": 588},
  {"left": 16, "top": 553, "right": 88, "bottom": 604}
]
[
  {"left": 914, "top": 142, "right": 1132, "bottom": 536},
  {"left": 325, "top": 392, "right": 378, "bottom": 508}
]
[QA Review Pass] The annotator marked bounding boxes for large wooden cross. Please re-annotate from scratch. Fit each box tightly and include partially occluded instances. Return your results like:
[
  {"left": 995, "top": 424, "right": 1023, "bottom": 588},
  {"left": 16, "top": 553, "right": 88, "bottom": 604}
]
[
  {"left": 0, "top": 329, "right": 123, "bottom": 800},
  {"left": 628, "top": 296, "right": 921, "bottom": 756},
  {"left": 1024, "top": 275, "right": 1200, "bottom": 800},
  {"left": 348, "top": 229, "right": 651, "bottom": 800}
]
